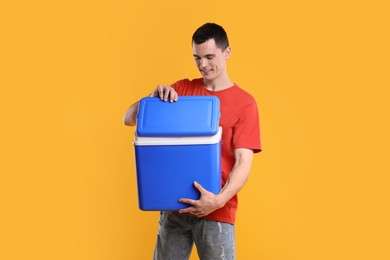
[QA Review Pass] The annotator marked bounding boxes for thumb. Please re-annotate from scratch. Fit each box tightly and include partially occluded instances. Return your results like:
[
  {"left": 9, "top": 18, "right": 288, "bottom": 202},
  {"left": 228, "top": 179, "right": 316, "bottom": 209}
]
[{"left": 194, "top": 181, "right": 206, "bottom": 193}]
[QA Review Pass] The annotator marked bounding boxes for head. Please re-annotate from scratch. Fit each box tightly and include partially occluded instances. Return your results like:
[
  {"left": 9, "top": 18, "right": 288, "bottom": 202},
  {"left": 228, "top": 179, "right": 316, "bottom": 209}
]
[
  {"left": 192, "top": 23, "right": 231, "bottom": 83},
  {"left": 192, "top": 23, "right": 230, "bottom": 51}
]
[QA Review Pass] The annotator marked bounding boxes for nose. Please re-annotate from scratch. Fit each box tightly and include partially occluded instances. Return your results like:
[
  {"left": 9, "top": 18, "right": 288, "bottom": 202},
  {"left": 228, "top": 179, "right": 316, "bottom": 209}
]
[{"left": 200, "top": 58, "right": 208, "bottom": 68}]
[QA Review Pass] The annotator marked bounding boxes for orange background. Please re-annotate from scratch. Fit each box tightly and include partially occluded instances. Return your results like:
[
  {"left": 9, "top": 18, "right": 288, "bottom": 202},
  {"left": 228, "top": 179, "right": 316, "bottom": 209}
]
[{"left": 1, "top": 0, "right": 389, "bottom": 259}]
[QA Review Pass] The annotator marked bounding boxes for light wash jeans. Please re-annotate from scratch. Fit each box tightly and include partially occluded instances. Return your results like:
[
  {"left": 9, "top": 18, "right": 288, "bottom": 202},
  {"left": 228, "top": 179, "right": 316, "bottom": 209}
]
[{"left": 153, "top": 211, "right": 235, "bottom": 260}]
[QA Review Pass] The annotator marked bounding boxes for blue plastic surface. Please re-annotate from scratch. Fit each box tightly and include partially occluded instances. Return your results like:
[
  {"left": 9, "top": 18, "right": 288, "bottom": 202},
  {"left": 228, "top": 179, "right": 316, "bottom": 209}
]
[
  {"left": 134, "top": 142, "right": 222, "bottom": 210},
  {"left": 136, "top": 96, "right": 220, "bottom": 137}
]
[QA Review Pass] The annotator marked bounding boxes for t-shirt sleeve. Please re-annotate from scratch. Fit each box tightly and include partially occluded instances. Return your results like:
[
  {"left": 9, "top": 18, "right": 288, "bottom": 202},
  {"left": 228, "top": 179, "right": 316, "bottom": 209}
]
[
  {"left": 170, "top": 79, "right": 190, "bottom": 96},
  {"left": 233, "top": 101, "right": 262, "bottom": 153}
]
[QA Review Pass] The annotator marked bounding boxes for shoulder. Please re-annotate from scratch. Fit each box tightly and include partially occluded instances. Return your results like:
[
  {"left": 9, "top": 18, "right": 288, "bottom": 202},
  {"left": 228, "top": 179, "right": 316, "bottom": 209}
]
[{"left": 231, "top": 85, "right": 257, "bottom": 105}]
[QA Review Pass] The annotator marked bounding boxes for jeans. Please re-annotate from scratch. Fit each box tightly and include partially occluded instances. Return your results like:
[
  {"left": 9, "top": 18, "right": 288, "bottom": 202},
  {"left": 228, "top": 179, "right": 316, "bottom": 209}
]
[{"left": 153, "top": 211, "right": 236, "bottom": 260}]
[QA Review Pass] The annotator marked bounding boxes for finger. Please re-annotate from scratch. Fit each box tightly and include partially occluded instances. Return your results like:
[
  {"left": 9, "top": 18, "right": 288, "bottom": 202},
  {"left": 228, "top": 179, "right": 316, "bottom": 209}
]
[
  {"left": 178, "top": 206, "right": 196, "bottom": 214},
  {"left": 193, "top": 181, "right": 206, "bottom": 194},
  {"left": 196, "top": 212, "right": 206, "bottom": 217},
  {"left": 179, "top": 198, "right": 197, "bottom": 206},
  {"left": 149, "top": 88, "right": 158, "bottom": 97},
  {"left": 152, "top": 85, "right": 162, "bottom": 99},
  {"left": 157, "top": 86, "right": 164, "bottom": 100},
  {"left": 175, "top": 93, "right": 179, "bottom": 101},
  {"left": 169, "top": 88, "right": 177, "bottom": 102},
  {"left": 163, "top": 88, "right": 171, "bottom": 101}
]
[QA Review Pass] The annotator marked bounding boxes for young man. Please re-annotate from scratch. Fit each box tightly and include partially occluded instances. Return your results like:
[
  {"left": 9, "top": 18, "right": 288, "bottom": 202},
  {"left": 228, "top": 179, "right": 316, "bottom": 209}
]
[{"left": 124, "top": 23, "right": 261, "bottom": 259}]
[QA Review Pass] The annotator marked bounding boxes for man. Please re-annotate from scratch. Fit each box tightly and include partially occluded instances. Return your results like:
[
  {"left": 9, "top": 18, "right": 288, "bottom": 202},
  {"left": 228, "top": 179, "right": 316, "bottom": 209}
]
[{"left": 124, "top": 23, "right": 261, "bottom": 259}]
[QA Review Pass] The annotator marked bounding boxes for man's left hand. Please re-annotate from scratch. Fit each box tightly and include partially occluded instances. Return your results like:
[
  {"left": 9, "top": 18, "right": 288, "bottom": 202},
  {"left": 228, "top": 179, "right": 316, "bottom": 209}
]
[{"left": 178, "top": 181, "right": 223, "bottom": 217}]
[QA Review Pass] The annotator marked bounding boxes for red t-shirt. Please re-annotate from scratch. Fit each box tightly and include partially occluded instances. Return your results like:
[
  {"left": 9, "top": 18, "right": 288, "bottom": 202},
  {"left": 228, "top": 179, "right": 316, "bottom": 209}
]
[{"left": 171, "top": 78, "right": 261, "bottom": 224}]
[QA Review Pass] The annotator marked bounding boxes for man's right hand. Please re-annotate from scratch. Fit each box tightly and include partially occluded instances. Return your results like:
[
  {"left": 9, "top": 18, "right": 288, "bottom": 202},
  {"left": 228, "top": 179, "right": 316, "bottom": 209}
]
[{"left": 150, "top": 85, "right": 179, "bottom": 102}]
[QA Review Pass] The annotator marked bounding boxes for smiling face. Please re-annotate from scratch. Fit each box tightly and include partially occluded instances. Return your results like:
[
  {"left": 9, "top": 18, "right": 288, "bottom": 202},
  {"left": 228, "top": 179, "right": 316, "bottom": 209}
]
[{"left": 192, "top": 39, "right": 231, "bottom": 84}]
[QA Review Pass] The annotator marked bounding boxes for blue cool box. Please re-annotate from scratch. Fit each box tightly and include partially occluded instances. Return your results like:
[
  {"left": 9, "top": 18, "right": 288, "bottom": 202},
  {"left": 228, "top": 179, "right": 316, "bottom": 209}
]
[{"left": 134, "top": 96, "right": 222, "bottom": 210}]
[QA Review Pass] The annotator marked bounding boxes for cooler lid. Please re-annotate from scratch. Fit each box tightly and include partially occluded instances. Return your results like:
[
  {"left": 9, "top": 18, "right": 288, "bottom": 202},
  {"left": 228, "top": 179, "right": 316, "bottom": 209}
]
[
  {"left": 134, "top": 127, "right": 222, "bottom": 146},
  {"left": 136, "top": 96, "right": 220, "bottom": 137}
]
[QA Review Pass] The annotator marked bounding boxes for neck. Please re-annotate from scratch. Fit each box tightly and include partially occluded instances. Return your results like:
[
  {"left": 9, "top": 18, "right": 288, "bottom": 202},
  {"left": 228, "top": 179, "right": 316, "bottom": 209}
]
[{"left": 203, "top": 74, "right": 234, "bottom": 91}]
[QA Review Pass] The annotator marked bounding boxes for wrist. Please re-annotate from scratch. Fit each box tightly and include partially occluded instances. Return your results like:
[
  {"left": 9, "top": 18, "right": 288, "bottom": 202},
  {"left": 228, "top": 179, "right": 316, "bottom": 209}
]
[{"left": 216, "top": 194, "right": 228, "bottom": 209}]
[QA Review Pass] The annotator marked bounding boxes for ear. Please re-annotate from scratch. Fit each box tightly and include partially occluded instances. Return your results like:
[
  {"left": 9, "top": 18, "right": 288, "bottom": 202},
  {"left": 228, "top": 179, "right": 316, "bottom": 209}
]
[{"left": 224, "top": 46, "right": 231, "bottom": 60}]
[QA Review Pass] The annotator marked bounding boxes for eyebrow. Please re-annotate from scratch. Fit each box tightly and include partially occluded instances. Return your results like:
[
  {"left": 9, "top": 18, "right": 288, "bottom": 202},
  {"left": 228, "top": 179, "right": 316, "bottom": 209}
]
[{"left": 193, "top": 54, "right": 216, "bottom": 58}]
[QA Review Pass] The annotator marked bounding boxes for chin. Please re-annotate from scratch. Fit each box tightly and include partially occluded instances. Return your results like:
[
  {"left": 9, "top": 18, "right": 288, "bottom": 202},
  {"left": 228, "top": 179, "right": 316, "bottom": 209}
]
[{"left": 202, "top": 73, "right": 215, "bottom": 80}]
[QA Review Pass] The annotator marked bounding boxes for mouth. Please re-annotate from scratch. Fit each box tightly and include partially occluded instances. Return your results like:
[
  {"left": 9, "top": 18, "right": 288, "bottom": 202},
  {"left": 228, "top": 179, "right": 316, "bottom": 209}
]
[{"left": 200, "top": 69, "right": 212, "bottom": 75}]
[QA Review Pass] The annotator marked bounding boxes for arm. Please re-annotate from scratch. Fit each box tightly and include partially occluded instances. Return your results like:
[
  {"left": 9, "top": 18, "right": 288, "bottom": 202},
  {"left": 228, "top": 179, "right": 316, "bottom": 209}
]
[
  {"left": 123, "top": 101, "right": 140, "bottom": 126},
  {"left": 123, "top": 85, "right": 178, "bottom": 126},
  {"left": 178, "top": 148, "right": 254, "bottom": 217}
]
